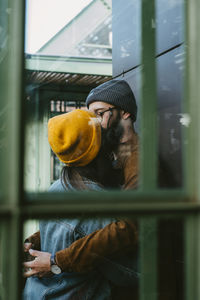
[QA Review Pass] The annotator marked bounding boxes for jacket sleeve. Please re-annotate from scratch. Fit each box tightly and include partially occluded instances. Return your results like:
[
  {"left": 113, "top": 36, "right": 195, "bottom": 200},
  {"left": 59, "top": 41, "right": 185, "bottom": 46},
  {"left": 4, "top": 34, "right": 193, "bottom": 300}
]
[
  {"left": 25, "top": 231, "right": 41, "bottom": 250},
  {"left": 55, "top": 220, "right": 138, "bottom": 273}
]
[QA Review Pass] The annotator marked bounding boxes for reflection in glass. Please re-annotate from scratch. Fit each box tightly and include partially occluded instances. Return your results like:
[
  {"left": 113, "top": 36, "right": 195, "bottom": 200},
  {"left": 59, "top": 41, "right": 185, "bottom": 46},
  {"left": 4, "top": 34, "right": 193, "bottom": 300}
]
[
  {"left": 25, "top": 0, "right": 112, "bottom": 59},
  {"left": 24, "top": 79, "right": 139, "bottom": 193},
  {"left": 157, "top": 46, "right": 185, "bottom": 188},
  {"left": 112, "top": 0, "right": 185, "bottom": 189},
  {"left": 24, "top": 1, "right": 140, "bottom": 193},
  {"left": 24, "top": 98, "right": 87, "bottom": 192},
  {"left": 24, "top": 1, "right": 114, "bottom": 192},
  {"left": 23, "top": 216, "right": 139, "bottom": 299}
]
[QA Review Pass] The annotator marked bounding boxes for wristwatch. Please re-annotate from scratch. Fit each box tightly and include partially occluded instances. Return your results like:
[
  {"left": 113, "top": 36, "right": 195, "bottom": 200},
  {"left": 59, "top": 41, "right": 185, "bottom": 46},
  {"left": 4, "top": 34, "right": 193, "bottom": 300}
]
[{"left": 50, "top": 254, "right": 62, "bottom": 274}]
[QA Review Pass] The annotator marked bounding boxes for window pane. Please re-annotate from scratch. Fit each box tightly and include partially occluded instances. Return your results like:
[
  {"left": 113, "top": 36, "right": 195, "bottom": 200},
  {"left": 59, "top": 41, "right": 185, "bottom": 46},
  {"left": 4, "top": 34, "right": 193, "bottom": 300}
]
[
  {"left": 112, "top": 0, "right": 185, "bottom": 189},
  {"left": 24, "top": 0, "right": 186, "bottom": 195},
  {"left": 157, "top": 45, "right": 185, "bottom": 188},
  {"left": 25, "top": 0, "right": 112, "bottom": 59},
  {"left": 24, "top": 1, "right": 114, "bottom": 194},
  {"left": 22, "top": 216, "right": 184, "bottom": 299}
]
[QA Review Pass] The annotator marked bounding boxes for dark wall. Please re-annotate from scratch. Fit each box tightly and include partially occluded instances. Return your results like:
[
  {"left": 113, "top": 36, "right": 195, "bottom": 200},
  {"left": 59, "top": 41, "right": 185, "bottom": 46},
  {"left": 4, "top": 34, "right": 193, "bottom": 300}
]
[
  {"left": 112, "top": 0, "right": 184, "bottom": 74},
  {"left": 112, "top": 0, "right": 185, "bottom": 188}
]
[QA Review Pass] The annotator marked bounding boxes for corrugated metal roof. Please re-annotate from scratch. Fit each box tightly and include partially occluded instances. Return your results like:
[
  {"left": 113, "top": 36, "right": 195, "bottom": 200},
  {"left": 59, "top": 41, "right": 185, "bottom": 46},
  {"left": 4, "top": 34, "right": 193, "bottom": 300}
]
[{"left": 25, "top": 54, "right": 112, "bottom": 87}]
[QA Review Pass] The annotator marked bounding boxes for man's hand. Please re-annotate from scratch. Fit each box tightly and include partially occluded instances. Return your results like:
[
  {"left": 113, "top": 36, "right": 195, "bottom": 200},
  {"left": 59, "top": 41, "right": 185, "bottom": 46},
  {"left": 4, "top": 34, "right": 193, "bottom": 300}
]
[{"left": 23, "top": 249, "right": 52, "bottom": 278}]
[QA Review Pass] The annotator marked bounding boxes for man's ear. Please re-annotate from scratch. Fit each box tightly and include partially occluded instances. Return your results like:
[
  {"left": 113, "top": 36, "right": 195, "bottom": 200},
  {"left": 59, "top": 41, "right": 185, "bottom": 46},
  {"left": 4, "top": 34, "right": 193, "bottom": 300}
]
[{"left": 121, "top": 111, "right": 131, "bottom": 120}]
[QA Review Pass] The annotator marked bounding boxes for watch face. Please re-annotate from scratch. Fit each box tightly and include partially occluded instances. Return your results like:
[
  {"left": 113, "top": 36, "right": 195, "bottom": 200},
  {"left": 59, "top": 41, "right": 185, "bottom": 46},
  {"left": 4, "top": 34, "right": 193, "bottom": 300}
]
[{"left": 51, "top": 264, "right": 62, "bottom": 274}]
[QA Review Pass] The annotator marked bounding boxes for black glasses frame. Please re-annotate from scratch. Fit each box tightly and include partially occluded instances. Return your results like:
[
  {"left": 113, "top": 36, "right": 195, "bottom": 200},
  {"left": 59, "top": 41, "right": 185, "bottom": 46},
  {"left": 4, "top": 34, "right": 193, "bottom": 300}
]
[{"left": 97, "top": 107, "right": 116, "bottom": 118}]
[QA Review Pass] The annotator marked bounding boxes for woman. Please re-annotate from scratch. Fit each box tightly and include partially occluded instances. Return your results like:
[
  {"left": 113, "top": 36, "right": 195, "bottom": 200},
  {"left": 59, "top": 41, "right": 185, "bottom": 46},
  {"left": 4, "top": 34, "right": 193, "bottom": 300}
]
[{"left": 23, "top": 109, "right": 138, "bottom": 300}]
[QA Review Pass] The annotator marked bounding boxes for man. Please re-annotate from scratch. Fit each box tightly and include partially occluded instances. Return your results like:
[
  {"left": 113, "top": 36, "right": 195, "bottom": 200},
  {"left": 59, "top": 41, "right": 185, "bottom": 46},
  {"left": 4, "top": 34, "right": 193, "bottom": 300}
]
[
  {"left": 86, "top": 79, "right": 138, "bottom": 190},
  {"left": 24, "top": 80, "right": 139, "bottom": 298}
]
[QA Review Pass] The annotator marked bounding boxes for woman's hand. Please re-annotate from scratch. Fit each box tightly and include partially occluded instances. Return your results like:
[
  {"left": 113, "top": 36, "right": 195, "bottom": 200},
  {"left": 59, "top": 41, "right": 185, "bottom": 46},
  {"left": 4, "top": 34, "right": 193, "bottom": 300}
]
[
  {"left": 23, "top": 249, "right": 52, "bottom": 278},
  {"left": 24, "top": 242, "right": 32, "bottom": 253}
]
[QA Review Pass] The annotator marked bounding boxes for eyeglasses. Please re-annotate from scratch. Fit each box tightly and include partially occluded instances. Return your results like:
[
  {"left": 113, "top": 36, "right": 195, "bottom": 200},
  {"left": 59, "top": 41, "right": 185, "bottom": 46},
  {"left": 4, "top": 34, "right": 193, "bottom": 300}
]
[{"left": 96, "top": 107, "right": 115, "bottom": 120}]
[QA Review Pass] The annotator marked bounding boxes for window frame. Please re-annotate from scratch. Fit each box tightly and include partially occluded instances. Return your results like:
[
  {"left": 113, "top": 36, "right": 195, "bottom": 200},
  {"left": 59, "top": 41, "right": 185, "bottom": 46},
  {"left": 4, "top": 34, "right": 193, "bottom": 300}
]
[{"left": 1, "top": 0, "right": 200, "bottom": 299}]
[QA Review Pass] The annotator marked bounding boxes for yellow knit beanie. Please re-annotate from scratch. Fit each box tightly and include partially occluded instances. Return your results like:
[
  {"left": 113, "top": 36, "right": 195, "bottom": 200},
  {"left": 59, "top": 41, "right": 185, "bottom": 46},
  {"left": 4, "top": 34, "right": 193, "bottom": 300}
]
[{"left": 48, "top": 109, "right": 101, "bottom": 167}]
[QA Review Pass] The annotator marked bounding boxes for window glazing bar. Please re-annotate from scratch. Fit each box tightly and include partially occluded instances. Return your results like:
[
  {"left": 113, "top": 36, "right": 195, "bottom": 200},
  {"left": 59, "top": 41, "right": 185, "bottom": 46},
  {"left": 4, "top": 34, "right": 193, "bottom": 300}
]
[
  {"left": 185, "top": 216, "right": 200, "bottom": 300},
  {"left": 140, "top": 217, "right": 157, "bottom": 300},
  {"left": 7, "top": 216, "right": 23, "bottom": 300},
  {"left": 3, "top": 199, "right": 200, "bottom": 219},
  {"left": 185, "top": 0, "right": 200, "bottom": 201},
  {"left": 17, "top": 190, "right": 191, "bottom": 217},
  {"left": 0, "top": 0, "right": 25, "bottom": 298},
  {"left": 0, "top": 222, "right": 8, "bottom": 299},
  {"left": 185, "top": 0, "right": 200, "bottom": 299},
  {"left": 140, "top": 0, "right": 157, "bottom": 191},
  {"left": 140, "top": 0, "right": 157, "bottom": 299},
  {"left": 24, "top": 189, "right": 186, "bottom": 203}
]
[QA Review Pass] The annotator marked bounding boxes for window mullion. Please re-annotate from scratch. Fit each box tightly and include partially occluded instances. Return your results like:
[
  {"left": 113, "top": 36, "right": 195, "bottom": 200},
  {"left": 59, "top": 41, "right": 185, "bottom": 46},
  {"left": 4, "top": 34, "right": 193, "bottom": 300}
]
[
  {"left": 185, "top": 0, "right": 200, "bottom": 299},
  {"left": 140, "top": 0, "right": 157, "bottom": 191},
  {"left": 186, "top": 0, "right": 200, "bottom": 200},
  {"left": 7, "top": 215, "right": 23, "bottom": 300},
  {"left": 185, "top": 215, "right": 200, "bottom": 300},
  {"left": 140, "top": 217, "right": 157, "bottom": 300},
  {"left": 1, "top": 0, "right": 25, "bottom": 298},
  {"left": 140, "top": 0, "right": 157, "bottom": 300}
]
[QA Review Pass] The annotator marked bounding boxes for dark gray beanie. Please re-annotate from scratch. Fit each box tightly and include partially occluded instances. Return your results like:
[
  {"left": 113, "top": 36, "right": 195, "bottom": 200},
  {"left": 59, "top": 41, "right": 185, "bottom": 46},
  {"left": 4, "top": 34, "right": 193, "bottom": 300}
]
[{"left": 86, "top": 79, "right": 137, "bottom": 122}]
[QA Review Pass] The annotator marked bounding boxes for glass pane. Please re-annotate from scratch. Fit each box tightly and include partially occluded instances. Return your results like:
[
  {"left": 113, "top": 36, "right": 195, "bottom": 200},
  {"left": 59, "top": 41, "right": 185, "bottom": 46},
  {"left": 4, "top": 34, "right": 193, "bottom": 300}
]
[
  {"left": 157, "top": 45, "right": 185, "bottom": 188},
  {"left": 22, "top": 216, "right": 185, "bottom": 299},
  {"left": 24, "top": 0, "right": 186, "bottom": 195},
  {"left": 24, "top": 1, "right": 139, "bottom": 194},
  {"left": 24, "top": 1, "right": 115, "bottom": 193},
  {"left": 25, "top": 0, "right": 112, "bottom": 59},
  {"left": 112, "top": 0, "right": 185, "bottom": 189}
]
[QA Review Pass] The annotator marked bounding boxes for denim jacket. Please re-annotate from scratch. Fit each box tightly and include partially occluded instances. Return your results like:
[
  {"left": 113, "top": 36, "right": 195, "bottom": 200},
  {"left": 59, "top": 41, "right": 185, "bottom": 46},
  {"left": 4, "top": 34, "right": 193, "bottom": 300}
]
[{"left": 23, "top": 179, "right": 139, "bottom": 300}]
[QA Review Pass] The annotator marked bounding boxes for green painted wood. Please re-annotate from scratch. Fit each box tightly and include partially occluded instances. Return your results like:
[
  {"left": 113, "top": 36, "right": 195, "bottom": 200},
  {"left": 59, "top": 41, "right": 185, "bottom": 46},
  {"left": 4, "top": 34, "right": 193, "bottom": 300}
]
[
  {"left": 140, "top": 0, "right": 158, "bottom": 191},
  {"left": 185, "top": 0, "right": 200, "bottom": 299},
  {"left": 0, "top": 0, "right": 25, "bottom": 298},
  {"left": 139, "top": 218, "right": 158, "bottom": 300},
  {"left": 9, "top": 215, "right": 23, "bottom": 300},
  {"left": 185, "top": 0, "right": 200, "bottom": 200},
  {"left": 1, "top": 0, "right": 200, "bottom": 300},
  {"left": 0, "top": 0, "right": 9, "bottom": 204},
  {"left": 0, "top": 222, "right": 8, "bottom": 299},
  {"left": 139, "top": 0, "right": 158, "bottom": 299},
  {"left": 185, "top": 215, "right": 200, "bottom": 300}
]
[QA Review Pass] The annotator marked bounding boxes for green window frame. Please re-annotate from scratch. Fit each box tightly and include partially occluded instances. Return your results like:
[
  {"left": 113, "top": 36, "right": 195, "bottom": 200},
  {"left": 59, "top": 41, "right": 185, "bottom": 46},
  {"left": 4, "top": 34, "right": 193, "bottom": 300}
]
[{"left": 1, "top": 0, "right": 200, "bottom": 299}]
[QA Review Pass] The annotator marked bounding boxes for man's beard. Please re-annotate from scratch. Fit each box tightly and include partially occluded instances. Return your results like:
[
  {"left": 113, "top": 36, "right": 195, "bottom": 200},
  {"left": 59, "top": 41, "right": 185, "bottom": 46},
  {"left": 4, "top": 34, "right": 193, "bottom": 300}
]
[{"left": 101, "top": 112, "right": 124, "bottom": 154}]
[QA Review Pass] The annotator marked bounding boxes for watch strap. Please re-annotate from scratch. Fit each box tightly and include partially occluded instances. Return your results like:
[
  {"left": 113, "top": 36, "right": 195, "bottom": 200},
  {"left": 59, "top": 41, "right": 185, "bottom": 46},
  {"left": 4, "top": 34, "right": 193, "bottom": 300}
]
[
  {"left": 50, "top": 253, "right": 62, "bottom": 274},
  {"left": 50, "top": 253, "right": 56, "bottom": 266}
]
